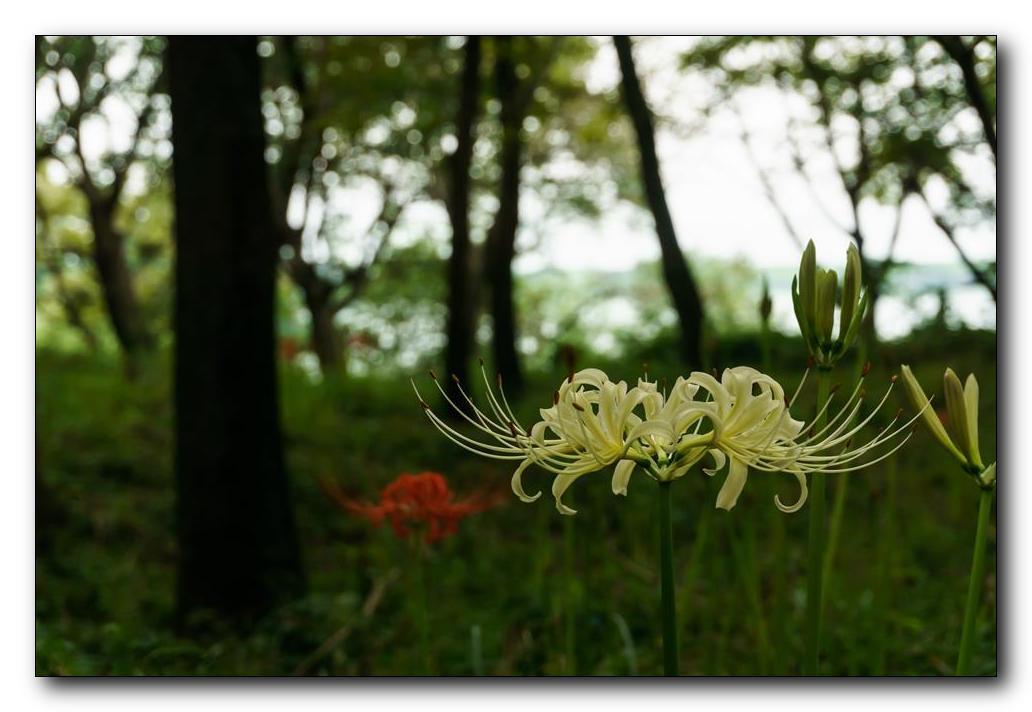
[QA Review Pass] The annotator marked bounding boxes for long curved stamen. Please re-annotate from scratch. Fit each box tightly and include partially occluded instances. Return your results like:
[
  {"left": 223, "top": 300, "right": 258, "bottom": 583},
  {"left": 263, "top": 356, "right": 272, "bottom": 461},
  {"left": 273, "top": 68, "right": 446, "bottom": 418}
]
[
  {"left": 484, "top": 363, "right": 526, "bottom": 435},
  {"left": 795, "top": 379, "right": 862, "bottom": 446},
  {"left": 805, "top": 433, "right": 913, "bottom": 473},
  {"left": 477, "top": 362, "right": 528, "bottom": 436},
  {"left": 805, "top": 403, "right": 929, "bottom": 470},
  {"left": 420, "top": 405, "right": 525, "bottom": 458},
  {"left": 418, "top": 376, "right": 517, "bottom": 446},
  {"left": 788, "top": 367, "right": 811, "bottom": 409},
  {"left": 807, "top": 381, "right": 898, "bottom": 452},
  {"left": 794, "top": 377, "right": 869, "bottom": 448},
  {"left": 448, "top": 375, "right": 516, "bottom": 439}
]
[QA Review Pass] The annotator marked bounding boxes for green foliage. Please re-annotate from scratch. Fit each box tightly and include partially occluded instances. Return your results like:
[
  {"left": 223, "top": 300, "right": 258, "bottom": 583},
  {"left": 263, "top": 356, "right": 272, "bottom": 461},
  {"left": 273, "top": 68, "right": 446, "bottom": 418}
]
[{"left": 36, "top": 325, "right": 996, "bottom": 675}]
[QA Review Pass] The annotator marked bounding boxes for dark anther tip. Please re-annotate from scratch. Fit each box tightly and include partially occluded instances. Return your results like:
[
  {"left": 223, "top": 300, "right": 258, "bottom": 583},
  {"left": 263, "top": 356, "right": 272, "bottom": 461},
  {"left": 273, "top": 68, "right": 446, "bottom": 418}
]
[
  {"left": 862, "top": 361, "right": 872, "bottom": 376},
  {"left": 429, "top": 369, "right": 438, "bottom": 380}
]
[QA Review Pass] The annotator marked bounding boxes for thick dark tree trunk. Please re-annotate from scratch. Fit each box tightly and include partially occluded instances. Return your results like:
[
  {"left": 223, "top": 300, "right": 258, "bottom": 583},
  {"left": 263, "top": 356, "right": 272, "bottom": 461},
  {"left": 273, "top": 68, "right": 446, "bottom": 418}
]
[
  {"left": 486, "top": 36, "right": 524, "bottom": 395},
  {"left": 444, "top": 36, "right": 481, "bottom": 402},
  {"left": 614, "top": 36, "right": 705, "bottom": 369},
  {"left": 89, "top": 202, "right": 148, "bottom": 367},
  {"left": 169, "top": 36, "right": 304, "bottom": 626}
]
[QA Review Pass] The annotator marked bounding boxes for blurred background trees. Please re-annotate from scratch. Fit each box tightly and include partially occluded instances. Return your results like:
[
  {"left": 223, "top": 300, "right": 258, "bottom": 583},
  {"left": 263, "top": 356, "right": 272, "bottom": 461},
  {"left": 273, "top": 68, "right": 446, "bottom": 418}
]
[
  {"left": 681, "top": 35, "right": 997, "bottom": 351},
  {"left": 35, "top": 36, "right": 169, "bottom": 373},
  {"left": 36, "top": 35, "right": 996, "bottom": 382}
]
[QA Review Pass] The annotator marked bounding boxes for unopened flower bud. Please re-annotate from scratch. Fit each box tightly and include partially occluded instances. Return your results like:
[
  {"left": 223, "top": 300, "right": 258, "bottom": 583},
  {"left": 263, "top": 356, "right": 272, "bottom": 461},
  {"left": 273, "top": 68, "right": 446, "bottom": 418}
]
[
  {"left": 791, "top": 239, "right": 868, "bottom": 368},
  {"left": 759, "top": 277, "right": 772, "bottom": 323},
  {"left": 900, "top": 364, "right": 992, "bottom": 486}
]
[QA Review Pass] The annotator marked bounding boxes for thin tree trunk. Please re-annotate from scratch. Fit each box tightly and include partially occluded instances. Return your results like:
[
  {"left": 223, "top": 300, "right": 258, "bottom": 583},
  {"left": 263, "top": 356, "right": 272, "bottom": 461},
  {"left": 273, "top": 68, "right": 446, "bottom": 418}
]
[
  {"left": 444, "top": 36, "right": 481, "bottom": 402},
  {"left": 305, "top": 287, "right": 343, "bottom": 374},
  {"left": 614, "top": 36, "right": 705, "bottom": 369},
  {"left": 486, "top": 36, "right": 524, "bottom": 394},
  {"left": 169, "top": 36, "right": 304, "bottom": 626},
  {"left": 89, "top": 202, "right": 148, "bottom": 367}
]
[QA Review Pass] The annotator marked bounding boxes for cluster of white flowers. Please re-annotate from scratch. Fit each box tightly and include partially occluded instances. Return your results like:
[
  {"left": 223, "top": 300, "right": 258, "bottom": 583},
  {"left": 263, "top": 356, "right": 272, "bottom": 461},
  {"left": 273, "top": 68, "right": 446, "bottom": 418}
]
[{"left": 415, "top": 363, "right": 917, "bottom": 515}]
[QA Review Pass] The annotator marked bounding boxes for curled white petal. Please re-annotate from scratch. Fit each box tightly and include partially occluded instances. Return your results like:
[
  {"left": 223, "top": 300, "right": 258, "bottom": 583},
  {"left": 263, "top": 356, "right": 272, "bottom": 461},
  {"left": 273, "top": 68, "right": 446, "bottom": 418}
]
[
  {"left": 611, "top": 459, "right": 636, "bottom": 496},
  {"left": 774, "top": 469, "right": 808, "bottom": 513},
  {"left": 511, "top": 459, "right": 540, "bottom": 503},
  {"left": 553, "top": 473, "right": 582, "bottom": 515},
  {"left": 715, "top": 458, "right": 749, "bottom": 511},
  {"left": 702, "top": 448, "right": 727, "bottom": 477}
]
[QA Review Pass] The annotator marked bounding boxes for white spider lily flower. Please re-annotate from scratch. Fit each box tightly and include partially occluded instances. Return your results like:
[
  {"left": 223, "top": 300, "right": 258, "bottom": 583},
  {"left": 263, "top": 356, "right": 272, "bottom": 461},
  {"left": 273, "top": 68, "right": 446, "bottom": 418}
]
[{"left": 414, "top": 363, "right": 918, "bottom": 515}]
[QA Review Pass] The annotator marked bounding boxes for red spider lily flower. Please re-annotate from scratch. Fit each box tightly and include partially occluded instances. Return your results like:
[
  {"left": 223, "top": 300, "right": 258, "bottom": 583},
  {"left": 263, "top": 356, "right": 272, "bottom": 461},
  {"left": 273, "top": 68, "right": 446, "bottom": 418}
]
[{"left": 322, "top": 472, "right": 496, "bottom": 544}]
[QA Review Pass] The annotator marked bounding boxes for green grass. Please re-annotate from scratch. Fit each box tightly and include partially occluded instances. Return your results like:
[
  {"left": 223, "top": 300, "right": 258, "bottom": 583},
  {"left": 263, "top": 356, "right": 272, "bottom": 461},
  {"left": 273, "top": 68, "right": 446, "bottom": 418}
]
[{"left": 35, "top": 328, "right": 997, "bottom": 676}]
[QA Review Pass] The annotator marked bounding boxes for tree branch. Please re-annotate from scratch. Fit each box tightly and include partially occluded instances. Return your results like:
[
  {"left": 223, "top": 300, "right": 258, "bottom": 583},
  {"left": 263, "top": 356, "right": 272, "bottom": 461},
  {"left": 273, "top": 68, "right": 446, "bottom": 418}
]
[
  {"left": 918, "top": 188, "right": 997, "bottom": 301},
  {"left": 731, "top": 101, "right": 804, "bottom": 250},
  {"left": 784, "top": 116, "right": 856, "bottom": 237},
  {"left": 933, "top": 35, "right": 996, "bottom": 161},
  {"left": 331, "top": 181, "right": 405, "bottom": 313}
]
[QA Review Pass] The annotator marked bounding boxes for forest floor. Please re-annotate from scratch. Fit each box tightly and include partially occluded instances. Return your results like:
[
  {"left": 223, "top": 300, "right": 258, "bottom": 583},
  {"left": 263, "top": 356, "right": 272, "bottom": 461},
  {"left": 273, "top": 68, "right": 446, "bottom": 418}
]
[{"left": 35, "top": 326, "right": 998, "bottom": 676}]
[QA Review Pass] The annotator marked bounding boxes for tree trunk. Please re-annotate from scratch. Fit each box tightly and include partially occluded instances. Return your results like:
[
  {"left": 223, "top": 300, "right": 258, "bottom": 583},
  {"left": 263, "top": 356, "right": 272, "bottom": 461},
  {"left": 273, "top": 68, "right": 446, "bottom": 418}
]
[
  {"left": 614, "top": 36, "right": 705, "bottom": 369},
  {"left": 305, "top": 286, "right": 343, "bottom": 375},
  {"left": 486, "top": 36, "right": 524, "bottom": 394},
  {"left": 89, "top": 201, "right": 148, "bottom": 367},
  {"left": 169, "top": 36, "right": 304, "bottom": 626},
  {"left": 444, "top": 36, "right": 481, "bottom": 403}
]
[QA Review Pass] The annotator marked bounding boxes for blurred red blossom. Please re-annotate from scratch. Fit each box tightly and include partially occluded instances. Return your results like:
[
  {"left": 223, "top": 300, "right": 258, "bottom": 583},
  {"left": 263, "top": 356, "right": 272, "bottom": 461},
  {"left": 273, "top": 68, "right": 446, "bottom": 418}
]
[{"left": 321, "top": 472, "right": 496, "bottom": 544}]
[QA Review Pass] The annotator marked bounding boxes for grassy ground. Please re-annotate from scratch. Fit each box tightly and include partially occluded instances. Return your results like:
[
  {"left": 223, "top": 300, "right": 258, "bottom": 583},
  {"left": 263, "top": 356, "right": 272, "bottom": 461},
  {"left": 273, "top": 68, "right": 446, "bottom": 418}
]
[{"left": 35, "top": 328, "right": 997, "bottom": 676}]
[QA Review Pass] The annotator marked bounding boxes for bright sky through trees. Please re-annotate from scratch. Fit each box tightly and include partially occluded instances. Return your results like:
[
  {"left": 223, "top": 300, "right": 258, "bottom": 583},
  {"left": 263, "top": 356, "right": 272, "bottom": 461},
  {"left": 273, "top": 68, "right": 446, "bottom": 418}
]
[{"left": 35, "top": 35, "right": 996, "bottom": 338}]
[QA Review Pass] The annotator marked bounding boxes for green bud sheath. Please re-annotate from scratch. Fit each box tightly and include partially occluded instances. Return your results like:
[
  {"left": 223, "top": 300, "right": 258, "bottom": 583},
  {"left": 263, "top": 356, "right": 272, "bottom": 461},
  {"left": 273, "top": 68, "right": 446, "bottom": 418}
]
[
  {"left": 979, "top": 462, "right": 996, "bottom": 489},
  {"left": 816, "top": 268, "right": 837, "bottom": 344},
  {"left": 963, "top": 374, "right": 984, "bottom": 470},
  {"left": 839, "top": 243, "right": 861, "bottom": 341},
  {"left": 943, "top": 368, "right": 973, "bottom": 468},
  {"left": 899, "top": 364, "right": 966, "bottom": 464},
  {"left": 799, "top": 240, "right": 817, "bottom": 335}
]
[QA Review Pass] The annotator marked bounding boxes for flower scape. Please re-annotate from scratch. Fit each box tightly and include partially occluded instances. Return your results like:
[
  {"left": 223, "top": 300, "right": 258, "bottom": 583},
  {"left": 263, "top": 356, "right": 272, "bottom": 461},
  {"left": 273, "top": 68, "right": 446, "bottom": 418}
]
[{"left": 414, "top": 362, "right": 921, "bottom": 515}]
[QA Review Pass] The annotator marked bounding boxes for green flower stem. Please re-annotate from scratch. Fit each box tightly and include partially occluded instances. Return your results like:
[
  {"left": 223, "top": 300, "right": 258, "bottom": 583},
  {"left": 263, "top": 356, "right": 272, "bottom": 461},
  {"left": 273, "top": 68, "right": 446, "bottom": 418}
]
[
  {"left": 822, "top": 475, "right": 850, "bottom": 594},
  {"left": 769, "top": 493, "right": 788, "bottom": 674},
  {"left": 872, "top": 454, "right": 898, "bottom": 675},
  {"left": 658, "top": 480, "right": 679, "bottom": 676},
  {"left": 956, "top": 487, "right": 994, "bottom": 675},
  {"left": 563, "top": 514, "right": 576, "bottom": 675},
  {"left": 804, "top": 368, "right": 831, "bottom": 675}
]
